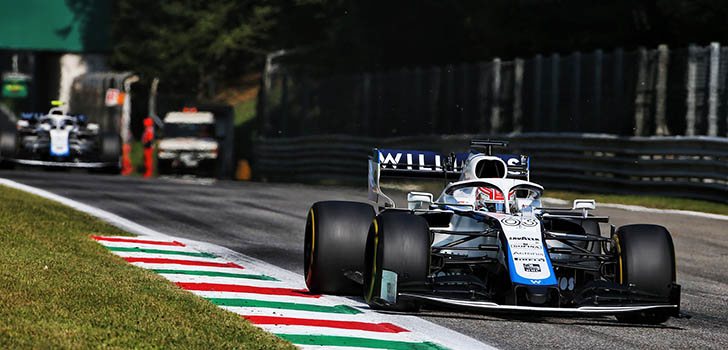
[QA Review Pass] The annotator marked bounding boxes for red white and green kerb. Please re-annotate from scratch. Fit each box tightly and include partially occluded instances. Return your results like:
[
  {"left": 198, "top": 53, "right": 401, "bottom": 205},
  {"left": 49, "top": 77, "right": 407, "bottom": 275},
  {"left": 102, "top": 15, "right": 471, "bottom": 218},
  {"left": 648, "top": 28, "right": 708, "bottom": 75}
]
[{"left": 91, "top": 235, "right": 452, "bottom": 350}]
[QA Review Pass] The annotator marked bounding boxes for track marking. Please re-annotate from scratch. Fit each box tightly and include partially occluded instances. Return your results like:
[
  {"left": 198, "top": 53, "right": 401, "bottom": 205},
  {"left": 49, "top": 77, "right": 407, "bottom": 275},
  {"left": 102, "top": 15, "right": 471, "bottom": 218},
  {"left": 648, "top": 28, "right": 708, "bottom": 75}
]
[
  {"left": 123, "top": 263, "right": 247, "bottom": 273},
  {"left": 212, "top": 298, "right": 362, "bottom": 315},
  {"left": 194, "top": 291, "right": 351, "bottom": 305},
  {"left": 123, "top": 257, "right": 243, "bottom": 268},
  {"left": 160, "top": 274, "right": 285, "bottom": 287},
  {"left": 543, "top": 197, "right": 728, "bottom": 221},
  {"left": 243, "top": 316, "right": 407, "bottom": 333},
  {"left": 91, "top": 235, "right": 185, "bottom": 246},
  {"left": 106, "top": 246, "right": 217, "bottom": 258},
  {"left": 177, "top": 282, "right": 317, "bottom": 298},
  {"left": 153, "top": 269, "right": 278, "bottom": 281},
  {"left": 275, "top": 334, "right": 448, "bottom": 350},
  {"left": 94, "top": 240, "right": 195, "bottom": 252}
]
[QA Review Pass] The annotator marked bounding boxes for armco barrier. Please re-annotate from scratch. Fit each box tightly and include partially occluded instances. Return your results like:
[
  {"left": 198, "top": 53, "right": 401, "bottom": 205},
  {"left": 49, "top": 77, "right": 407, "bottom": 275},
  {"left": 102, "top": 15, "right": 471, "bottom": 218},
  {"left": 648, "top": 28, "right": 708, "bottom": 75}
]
[{"left": 253, "top": 133, "right": 728, "bottom": 203}]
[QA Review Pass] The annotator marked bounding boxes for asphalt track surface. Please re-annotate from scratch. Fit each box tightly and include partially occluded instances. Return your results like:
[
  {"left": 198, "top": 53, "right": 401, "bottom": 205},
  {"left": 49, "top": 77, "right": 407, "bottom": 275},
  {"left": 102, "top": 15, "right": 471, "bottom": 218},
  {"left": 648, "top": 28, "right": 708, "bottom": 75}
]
[{"left": 1, "top": 169, "right": 726, "bottom": 349}]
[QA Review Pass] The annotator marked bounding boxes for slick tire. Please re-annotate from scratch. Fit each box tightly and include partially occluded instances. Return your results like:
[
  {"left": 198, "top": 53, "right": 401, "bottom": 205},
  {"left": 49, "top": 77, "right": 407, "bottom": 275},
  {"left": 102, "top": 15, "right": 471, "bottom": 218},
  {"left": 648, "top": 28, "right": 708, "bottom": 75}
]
[
  {"left": 364, "top": 211, "right": 430, "bottom": 312},
  {"left": 99, "top": 133, "right": 121, "bottom": 174},
  {"left": 304, "top": 201, "right": 376, "bottom": 295},
  {"left": 0, "top": 131, "right": 17, "bottom": 169},
  {"left": 157, "top": 159, "right": 172, "bottom": 175},
  {"left": 614, "top": 224, "right": 676, "bottom": 324}
]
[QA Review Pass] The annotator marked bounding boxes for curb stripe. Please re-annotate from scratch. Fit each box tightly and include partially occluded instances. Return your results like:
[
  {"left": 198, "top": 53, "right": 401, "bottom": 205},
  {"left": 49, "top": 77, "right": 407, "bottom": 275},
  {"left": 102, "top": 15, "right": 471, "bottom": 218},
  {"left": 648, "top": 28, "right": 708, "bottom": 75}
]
[
  {"left": 160, "top": 274, "right": 285, "bottom": 288},
  {"left": 219, "top": 307, "right": 369, "bottom": 321},
  {"left": 96, "top": 241, "right": 193, "bottom": 252},
  {"left": 91, "top": 235, "right": 184, "bottom": 246},
  {"left": 178, "top": 282, "right": 316, "bottom": 298},
  {"left": 153, "top": 269, "right": 278, "bottom": 281},
  {"left": 193, "top": 292, "right": 338, "bottom": 305},
  {"left": 113, "top": 252, "right": 223, "bottom": 263},
  {"left": 245, "top": 316, "right": 408, "bottom": 333},
  {"left": 123, "top": 264, "right": 246, "bottom": 274},
  {"left": 124, "top": 257, "right": 243, "bottom": 268},
  {"left": 276, "top": 334, "right": 448, "bottom": 350},
  {"left": 107, "top": 246, "right": 217, "bottom": 258},
  {"left": 209, "top": 298, "right": 360, "bottom": 314}
]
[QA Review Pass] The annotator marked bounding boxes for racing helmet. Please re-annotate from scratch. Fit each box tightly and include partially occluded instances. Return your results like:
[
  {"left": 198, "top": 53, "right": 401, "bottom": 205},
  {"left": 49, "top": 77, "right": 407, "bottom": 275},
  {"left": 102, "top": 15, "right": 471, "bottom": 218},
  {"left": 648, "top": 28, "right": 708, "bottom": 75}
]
[{"left": 475, "top": 186, "right": 515, "bottom": 212}]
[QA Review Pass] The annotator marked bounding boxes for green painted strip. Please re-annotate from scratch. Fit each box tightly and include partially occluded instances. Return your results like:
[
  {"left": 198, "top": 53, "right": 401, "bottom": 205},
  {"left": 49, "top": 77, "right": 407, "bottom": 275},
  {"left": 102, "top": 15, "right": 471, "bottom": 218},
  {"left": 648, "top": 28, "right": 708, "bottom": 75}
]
[
  {"left": 106, "top": 246, "right": 216, "bottom": 258},
  {"left": 152, "top": 269, "right": 278, "bottom": 281},
  {"left": 276, "top": 334, "right": 449, "bottom": 350},
  {"left": 208, "top": 298, "right": 361, "bottom": 315}
]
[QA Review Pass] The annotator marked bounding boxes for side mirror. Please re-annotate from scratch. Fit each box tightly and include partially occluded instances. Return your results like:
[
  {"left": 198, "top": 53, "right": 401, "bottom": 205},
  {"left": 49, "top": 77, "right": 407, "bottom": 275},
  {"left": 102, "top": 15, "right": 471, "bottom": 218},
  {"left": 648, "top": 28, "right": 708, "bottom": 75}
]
[
  {"left": 573, "top": 199, "right": 596, "bottom": 210},
  {"left": 573, "top": 199, "right": 596, "bottom": 218},
  {"left": 407, "top": 192, "right": 433, "bottom": 210}
]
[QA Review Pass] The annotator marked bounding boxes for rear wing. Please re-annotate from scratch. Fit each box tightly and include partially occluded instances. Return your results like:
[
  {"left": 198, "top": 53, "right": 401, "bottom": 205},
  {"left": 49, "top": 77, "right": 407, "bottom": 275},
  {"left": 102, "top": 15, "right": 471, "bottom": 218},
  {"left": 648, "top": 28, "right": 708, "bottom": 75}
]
[
  {"left": 375, "top": 149, "right": 529, "bottom": 179},
  {"left": 368, "top": 146, "right": 530, "bottom": 207},
  {"left": 376, "top": 149, "right": 467, "bottom": 179}
]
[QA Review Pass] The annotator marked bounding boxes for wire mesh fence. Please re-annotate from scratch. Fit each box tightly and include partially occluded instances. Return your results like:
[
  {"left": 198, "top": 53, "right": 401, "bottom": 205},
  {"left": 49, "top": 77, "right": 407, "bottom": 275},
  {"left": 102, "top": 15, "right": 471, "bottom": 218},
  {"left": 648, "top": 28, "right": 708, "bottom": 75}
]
[{"left": 259, "top": 44, "right": 728, "bottom": 138}]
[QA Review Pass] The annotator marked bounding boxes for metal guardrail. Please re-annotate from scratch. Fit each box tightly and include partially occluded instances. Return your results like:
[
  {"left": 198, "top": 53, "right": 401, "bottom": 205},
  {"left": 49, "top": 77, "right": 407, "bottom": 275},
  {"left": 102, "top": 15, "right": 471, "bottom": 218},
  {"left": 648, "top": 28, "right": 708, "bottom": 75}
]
[{"left": 254, "top": 133, "right": 728, "bottom": 203}]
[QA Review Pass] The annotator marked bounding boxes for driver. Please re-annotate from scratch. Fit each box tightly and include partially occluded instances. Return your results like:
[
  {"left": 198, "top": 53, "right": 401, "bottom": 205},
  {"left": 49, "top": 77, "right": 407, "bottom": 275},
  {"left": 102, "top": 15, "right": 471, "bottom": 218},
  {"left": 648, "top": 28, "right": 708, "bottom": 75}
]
[{"left": 475, "top": 186, "right": 515, "bottom": 212}]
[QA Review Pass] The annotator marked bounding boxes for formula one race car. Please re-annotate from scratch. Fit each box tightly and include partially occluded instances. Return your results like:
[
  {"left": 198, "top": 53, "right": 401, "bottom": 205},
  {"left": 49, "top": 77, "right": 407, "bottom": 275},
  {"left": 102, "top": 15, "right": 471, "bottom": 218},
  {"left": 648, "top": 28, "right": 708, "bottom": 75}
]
[
  {"left": 0, "top": 104, "right": 121, "bottom": 172},
  {"left": 303, "top": 140, "right": 681, "bottom": 324}
]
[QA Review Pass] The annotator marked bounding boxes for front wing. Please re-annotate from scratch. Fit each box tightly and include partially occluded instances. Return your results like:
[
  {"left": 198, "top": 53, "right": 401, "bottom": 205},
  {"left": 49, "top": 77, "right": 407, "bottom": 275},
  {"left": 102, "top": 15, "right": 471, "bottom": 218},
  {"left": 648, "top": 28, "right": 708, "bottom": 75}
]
[
  {"left": 9, "top": 158, "right": 116, "bottom": 168},
  {"left": 399, "top": 292, "right": 679, "bottom": 315}
]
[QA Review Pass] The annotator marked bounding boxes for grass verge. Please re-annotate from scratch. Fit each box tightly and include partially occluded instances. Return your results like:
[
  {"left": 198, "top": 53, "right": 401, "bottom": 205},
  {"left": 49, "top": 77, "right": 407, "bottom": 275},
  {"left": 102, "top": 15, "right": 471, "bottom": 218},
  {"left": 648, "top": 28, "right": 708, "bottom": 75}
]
[
  {"left": 545, "top": 190, "right": 728, "bottom": 216},
  {"left": 0, "top": 185, "right": 293, "bottom": 349},
  {"left": 234, "top": 99, "right": 257, "bottom": 127}
]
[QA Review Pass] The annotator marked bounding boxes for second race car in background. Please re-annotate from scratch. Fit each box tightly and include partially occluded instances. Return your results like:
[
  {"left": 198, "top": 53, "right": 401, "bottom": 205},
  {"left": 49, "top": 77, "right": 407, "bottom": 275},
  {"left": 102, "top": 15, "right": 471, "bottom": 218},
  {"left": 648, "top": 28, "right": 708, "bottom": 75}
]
[{"left": 0, "top": 102, "right": 121, "bottom": 173}]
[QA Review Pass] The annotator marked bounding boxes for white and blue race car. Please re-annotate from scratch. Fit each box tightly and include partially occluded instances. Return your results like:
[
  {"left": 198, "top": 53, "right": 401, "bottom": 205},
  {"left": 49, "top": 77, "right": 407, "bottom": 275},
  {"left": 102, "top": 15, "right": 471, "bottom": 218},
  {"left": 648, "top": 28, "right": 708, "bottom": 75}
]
[
  {"left": 0, "top": 104, "right": 120, "bottom": 172},
  {"left": 303, "top": 140, "right": 681, "bottom": 324}
]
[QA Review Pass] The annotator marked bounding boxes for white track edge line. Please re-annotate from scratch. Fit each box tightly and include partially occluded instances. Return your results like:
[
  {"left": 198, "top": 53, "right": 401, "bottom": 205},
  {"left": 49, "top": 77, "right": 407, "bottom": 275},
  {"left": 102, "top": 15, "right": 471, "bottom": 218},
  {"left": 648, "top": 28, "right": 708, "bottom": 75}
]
[{"left": 543, "top": 197, "right": 728, "bottom": 221}]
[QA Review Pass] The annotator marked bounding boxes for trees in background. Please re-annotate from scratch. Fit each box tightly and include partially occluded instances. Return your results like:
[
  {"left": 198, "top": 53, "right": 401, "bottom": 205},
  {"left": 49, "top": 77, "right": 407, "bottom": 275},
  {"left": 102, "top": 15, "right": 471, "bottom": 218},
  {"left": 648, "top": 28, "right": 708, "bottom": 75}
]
[{"left": 111, "top": 0, "right": 728, "bottom": 98}]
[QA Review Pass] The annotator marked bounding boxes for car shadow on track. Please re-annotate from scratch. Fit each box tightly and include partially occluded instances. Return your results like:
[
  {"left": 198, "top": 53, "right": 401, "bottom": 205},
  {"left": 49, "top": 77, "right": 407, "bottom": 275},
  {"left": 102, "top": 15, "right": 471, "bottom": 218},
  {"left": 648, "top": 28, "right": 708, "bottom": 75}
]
[{"left": 405, "top": 309, "right": 684, "bottom": 330}]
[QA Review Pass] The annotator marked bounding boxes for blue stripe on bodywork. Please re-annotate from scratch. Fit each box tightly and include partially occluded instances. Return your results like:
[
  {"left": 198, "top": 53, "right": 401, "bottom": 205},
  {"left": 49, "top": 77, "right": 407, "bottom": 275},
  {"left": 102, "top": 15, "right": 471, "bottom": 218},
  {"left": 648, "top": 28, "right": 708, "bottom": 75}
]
[
  {"left": 50, "top": 142, "right": 70, "bottom": 156},
  {"left": 50, "top": 130, "right": 71, "bottom": 157},
  {"left": 504, "top": 236, "right": 558, "bottom": 286}
]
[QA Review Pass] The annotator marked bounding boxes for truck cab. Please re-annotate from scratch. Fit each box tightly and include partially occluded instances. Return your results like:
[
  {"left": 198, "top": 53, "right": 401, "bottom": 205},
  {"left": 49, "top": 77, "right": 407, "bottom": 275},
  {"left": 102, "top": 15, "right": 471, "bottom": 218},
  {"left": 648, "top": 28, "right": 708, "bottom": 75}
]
[{"left": 157, "top": 111, "right": 218, "bottom": 177}]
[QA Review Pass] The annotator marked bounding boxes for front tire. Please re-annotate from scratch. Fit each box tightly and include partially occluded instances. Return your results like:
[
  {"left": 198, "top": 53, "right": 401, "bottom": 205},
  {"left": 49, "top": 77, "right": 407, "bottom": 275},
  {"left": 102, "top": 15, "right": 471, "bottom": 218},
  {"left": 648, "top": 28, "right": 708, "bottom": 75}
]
[
  {"left": 0, "top": 131, "right": 17, "bottom": 169},
  {"left": 304, "top": 201, "right": 375, "bottom": 295},
  {"left": 364, "top": 211, "right": 430, "bottom": 312},
  {"left": 614, "top": 224, "right": 677, "bottom": 324}
]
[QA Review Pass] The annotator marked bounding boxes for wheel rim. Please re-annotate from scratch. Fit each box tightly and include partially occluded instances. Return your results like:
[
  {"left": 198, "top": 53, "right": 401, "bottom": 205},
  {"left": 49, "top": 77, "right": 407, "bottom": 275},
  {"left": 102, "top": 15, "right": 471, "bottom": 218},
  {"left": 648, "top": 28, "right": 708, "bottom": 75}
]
[
  {"left": 365, "top": 218, "right": 379, "bottom": 303},
  {"left": 304, "top": 208, "right": 316, "bottom": 286}
]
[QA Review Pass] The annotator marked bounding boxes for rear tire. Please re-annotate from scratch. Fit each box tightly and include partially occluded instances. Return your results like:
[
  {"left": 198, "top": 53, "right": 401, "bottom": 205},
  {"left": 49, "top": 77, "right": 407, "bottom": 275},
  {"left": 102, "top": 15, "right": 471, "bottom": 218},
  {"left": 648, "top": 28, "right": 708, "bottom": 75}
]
[
  {"left": 157, "top": 159, "right": 172, "bottom": 175},
  {"left": 0, "top": 131, "right": 17, "bottom": 169},
  {"left": 304, "top": 201, "right": 375, "bottom": 295},
  {"left": 614, "top": 224, "right": 676, "bottom": 324},
  {"left": 364, "top": 211, "right": 430, "bottom": 312},
  {"left": 99, "top": 133, "right": 121, "bottom": 174}
]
